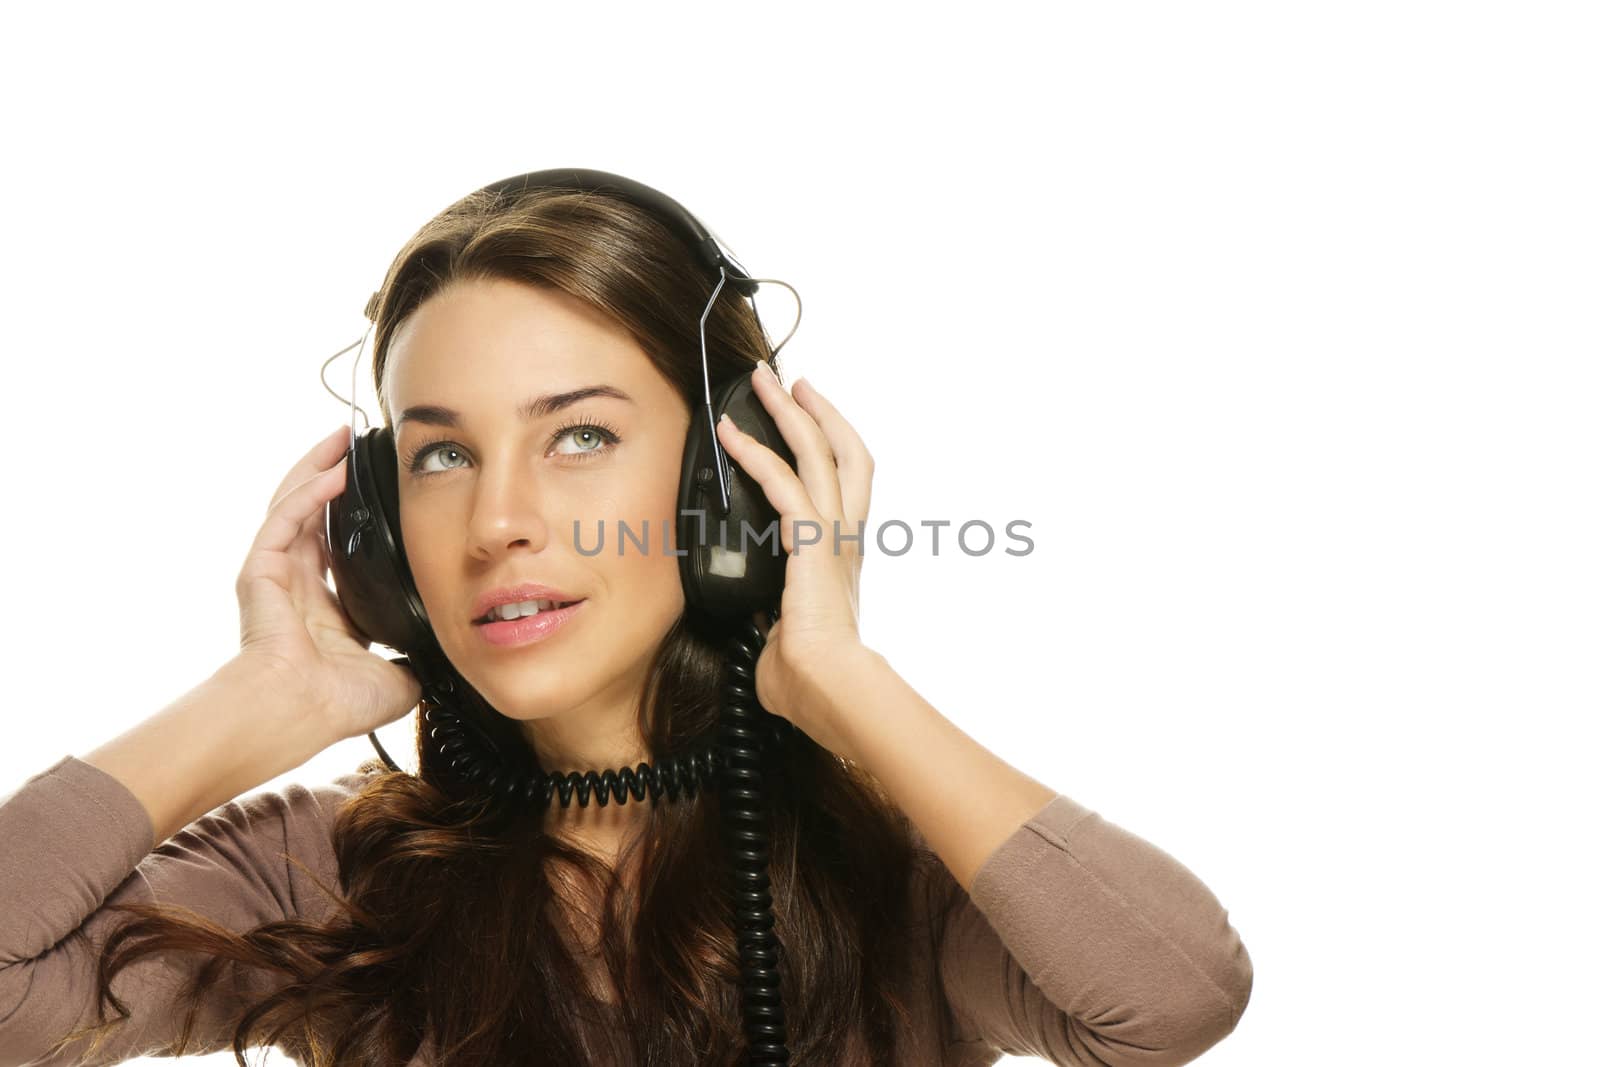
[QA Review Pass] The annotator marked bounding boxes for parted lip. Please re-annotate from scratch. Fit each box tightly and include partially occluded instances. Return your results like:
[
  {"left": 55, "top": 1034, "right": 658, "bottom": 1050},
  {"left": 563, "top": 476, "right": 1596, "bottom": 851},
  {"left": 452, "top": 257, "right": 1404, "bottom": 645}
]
[{"left": 471, "top": 583, "right": 584, "bottom": 623}]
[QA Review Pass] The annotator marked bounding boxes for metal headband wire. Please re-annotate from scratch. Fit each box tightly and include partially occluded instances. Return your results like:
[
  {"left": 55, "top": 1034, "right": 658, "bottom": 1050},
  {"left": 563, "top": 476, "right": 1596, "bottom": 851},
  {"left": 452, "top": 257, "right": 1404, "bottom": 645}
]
[
  {"left": 318, "top": 327, "right": 373, "bottom": 436},
  {"left": 698, "top": 265, "right": 802, "bottom": 513},
  {"left": 319, "top": 322, "right": 376, "bottom": 549}
]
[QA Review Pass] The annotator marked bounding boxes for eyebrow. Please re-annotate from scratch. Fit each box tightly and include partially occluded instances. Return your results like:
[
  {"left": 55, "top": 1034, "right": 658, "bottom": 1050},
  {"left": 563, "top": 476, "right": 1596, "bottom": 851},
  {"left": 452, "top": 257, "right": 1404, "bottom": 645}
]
[{"left": 396, "top": 385, "right": 634, "bottom": 429}]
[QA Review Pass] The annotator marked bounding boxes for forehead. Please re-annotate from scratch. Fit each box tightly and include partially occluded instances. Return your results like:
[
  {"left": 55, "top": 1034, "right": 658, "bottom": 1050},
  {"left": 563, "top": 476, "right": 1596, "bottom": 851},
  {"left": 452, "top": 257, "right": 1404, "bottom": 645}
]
[{"left": 384, "top": 277, "right": 655, "bottom": 403}]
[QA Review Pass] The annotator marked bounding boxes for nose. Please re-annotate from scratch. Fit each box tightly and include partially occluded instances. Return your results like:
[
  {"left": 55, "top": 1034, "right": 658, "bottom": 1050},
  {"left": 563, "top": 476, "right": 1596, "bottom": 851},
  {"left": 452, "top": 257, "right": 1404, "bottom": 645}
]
[{"left": 465, "top": 457, "right": 551, "bottom": 560}]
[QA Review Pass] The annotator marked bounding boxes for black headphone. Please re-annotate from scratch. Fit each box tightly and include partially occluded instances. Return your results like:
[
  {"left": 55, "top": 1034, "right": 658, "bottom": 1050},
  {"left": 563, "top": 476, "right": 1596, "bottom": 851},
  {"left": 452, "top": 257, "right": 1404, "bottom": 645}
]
[{"left": 323, "top": 168, "right": 799, "bottom": 1062}]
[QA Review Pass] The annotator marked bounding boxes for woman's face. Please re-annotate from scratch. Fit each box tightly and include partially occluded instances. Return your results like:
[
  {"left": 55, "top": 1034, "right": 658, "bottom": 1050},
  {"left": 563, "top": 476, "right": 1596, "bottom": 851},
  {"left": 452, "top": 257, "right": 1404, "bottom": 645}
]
[{"left": 382, "top": 276, "right": 691, "bottom": 754}]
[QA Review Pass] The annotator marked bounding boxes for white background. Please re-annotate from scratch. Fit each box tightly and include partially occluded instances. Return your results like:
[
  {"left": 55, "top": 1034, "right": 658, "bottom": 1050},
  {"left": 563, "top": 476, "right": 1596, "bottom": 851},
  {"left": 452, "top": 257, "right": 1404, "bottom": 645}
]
[{"left": 1, "top": 3, "right": 1595, "bottom": 1064}]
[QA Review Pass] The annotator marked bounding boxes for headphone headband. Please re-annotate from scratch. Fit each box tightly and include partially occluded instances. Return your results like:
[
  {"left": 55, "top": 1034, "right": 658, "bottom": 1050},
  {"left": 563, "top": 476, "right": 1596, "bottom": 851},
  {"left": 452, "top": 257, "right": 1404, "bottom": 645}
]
[{"left": 363, "top": 167, "right": 758, "bottom": 322}]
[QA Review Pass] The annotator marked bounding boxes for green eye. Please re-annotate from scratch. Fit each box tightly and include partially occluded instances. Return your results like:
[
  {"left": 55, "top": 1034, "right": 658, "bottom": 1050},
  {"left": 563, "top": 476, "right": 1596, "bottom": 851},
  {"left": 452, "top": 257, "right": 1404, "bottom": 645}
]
[
  {"left": 549, "top": 419, "right": 621, "bottom": 459},
  {"left": 556, "top": 426, "right": 608, "bottom": 455},
  {"left": 406, "top": 442, "right": 468, "bottom": 475}
]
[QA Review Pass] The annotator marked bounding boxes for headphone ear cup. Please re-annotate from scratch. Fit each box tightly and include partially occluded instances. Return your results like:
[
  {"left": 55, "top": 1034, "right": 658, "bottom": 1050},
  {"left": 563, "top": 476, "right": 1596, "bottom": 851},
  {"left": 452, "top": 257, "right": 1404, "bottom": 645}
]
[
  {"left": 677, "top": 369, "right": 797, "bottom": 619},
  {"left": 325, "top": 426, "right": 438, "bottom": 655}
]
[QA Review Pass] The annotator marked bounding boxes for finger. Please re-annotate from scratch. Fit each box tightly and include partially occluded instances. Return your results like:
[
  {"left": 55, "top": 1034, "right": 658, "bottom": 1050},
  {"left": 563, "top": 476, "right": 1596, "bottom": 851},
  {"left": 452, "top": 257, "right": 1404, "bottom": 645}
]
[
  {"left": 717, "top": 413, "right": 822, "bottom": 554},
  {"left": 790, "top": 377, "right": 873, "bottom": 532},
  {"left": 249, "top": 455, "right": 348, "bottom": 561},
  {"left": 749, "top": 361, "right": 845, "bottom": 524},
  {"left": 286, "top": 503, "right": 330, "bottom": 579},
  {"left": 269, "top": 425, "right": 352, "bottom": 512}
]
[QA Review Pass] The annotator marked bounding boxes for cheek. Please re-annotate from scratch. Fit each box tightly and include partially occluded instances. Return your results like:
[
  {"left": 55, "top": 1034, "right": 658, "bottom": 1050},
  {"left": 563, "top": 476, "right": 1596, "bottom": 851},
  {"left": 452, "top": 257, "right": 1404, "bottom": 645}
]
[
  {"left": 397, "top": 503, "right": 450, "bottom": 601},
  {"left": 608, "top": 480, "right": 686, "bottom": 610}
]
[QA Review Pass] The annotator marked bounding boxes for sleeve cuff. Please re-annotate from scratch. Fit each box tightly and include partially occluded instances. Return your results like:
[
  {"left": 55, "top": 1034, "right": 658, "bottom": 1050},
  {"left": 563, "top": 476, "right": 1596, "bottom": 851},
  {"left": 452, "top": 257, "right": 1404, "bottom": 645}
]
[{"left": 0, "top": 754, "right": 158, "bottom": 961}]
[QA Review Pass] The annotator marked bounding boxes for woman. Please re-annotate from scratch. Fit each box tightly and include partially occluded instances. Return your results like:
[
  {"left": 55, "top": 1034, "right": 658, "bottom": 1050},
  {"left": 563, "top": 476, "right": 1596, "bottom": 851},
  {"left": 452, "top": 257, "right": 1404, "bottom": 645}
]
[{"left": 0, "top": 175, "right": 1253, "bottom": 1066}]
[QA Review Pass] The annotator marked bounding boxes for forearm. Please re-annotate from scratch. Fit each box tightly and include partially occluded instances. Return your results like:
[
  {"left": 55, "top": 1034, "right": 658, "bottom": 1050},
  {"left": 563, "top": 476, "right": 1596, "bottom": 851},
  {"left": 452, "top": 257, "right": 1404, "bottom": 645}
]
[
  {"left": 81, "top": 657, "right": 332, "bottom": 845},
  {"left": 818, "top": 647, "right": 1058, "bottom": 893}
]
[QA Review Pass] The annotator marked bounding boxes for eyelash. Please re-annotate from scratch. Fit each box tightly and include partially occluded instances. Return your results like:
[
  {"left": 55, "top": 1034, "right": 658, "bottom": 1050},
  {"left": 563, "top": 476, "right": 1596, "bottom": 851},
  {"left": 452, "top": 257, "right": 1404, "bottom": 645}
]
[{"left": 401, "top": 417, "right": 623, "bottom": 478}]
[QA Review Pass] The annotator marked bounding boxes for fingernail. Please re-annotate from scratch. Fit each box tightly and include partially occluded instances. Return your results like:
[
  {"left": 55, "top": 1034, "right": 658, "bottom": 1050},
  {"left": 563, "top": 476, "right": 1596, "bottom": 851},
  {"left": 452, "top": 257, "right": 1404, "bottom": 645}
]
[
  {"left": 756, "top": 358, "right": 775, "bottom": 380},
  {"left": 720, "top": 411, "right": 739, "bottom": 433}
]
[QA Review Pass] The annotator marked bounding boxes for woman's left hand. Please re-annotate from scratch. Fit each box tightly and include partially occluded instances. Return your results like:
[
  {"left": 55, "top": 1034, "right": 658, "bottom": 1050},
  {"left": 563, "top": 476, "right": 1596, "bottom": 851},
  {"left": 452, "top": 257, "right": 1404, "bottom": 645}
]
[{"left": 714, "top": 359, "right": 875, "bottom": 762}]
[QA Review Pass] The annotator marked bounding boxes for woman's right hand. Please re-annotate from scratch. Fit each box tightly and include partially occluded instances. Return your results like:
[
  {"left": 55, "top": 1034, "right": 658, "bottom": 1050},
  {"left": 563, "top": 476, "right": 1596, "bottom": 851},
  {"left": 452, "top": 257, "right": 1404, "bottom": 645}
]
[{"left": 233, "top": 425, "right": 422, "bottom": 748}]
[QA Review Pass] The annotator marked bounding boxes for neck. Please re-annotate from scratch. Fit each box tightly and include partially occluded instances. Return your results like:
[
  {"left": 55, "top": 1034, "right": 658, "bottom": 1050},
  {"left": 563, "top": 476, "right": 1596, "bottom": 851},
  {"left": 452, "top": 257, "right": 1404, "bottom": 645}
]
[
  {"left": 542, "top": 793, "right": 651, "bottom": 861},
  {"left": 521, "top": 709, "right": 654, "bottom": 845},
  {"left": 516, "top": 653, "right": 654, "bottom": 774}
]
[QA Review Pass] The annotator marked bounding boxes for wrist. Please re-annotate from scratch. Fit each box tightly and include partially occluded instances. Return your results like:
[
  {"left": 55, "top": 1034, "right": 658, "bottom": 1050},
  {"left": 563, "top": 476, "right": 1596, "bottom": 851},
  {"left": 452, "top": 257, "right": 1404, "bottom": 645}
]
[
  {"left": 800, "top": 644, "right": 893, "bottom": 760},
  {"left": 213, "top": 655, "right": 338, "bottom": 773}
]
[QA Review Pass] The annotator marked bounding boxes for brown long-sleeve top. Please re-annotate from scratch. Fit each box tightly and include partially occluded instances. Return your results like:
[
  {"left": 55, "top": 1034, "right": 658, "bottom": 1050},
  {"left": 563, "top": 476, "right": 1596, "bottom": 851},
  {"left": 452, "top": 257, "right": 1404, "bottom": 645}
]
[{"left": 0, "top": 755, "right": 1252, "bottom": 1066}]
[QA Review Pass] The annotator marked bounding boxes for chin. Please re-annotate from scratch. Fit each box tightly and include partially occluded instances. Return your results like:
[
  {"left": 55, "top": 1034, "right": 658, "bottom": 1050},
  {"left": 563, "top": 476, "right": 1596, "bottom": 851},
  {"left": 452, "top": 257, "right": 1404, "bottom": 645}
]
[{"left": 464, "top": 665, "right": 581, "bottom": 718}]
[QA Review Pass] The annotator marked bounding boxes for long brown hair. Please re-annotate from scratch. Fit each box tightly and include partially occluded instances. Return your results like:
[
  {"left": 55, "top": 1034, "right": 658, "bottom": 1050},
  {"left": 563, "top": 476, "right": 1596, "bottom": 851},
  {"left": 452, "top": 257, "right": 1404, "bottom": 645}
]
[{"left": 52, "top": 181, "right": 964, "bottom": 1065}]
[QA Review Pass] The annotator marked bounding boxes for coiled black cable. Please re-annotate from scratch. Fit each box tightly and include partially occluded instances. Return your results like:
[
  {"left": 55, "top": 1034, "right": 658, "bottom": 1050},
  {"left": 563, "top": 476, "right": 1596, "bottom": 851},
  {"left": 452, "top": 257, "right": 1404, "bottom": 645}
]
[
  {"left": 717, "top": 615, "right": 794, "bottom": 1065},
  {"left": 422, "top": 699, "right": 722, "bottom": 809},
  {"left": 364, "top": 615, "right": 797, "bottom": 1064}
]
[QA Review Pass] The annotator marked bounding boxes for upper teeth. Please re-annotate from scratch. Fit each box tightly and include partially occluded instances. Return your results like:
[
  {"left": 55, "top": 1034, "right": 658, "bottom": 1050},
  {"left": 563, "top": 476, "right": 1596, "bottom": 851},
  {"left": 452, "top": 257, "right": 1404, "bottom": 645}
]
[{"left": 486, "top": 599, "right": 563, "bottom": 621}]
